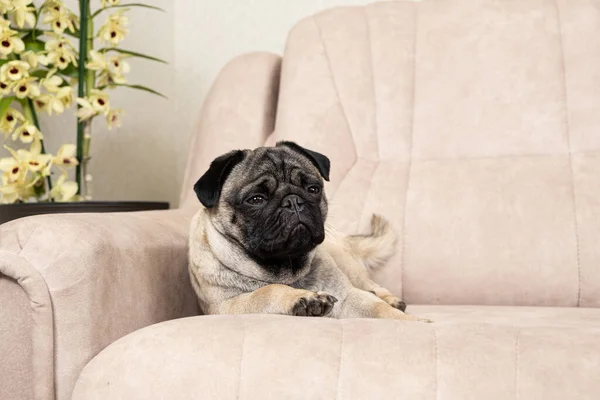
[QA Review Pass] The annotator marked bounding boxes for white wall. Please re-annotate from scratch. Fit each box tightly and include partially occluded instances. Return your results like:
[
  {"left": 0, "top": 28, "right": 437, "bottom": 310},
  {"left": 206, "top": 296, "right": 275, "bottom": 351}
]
[
  {"left": 9, "top": 0, "right": 397, "bottom": 208},
  {"left": 171, "top": 0, "right": 390, "bottom": 207}
]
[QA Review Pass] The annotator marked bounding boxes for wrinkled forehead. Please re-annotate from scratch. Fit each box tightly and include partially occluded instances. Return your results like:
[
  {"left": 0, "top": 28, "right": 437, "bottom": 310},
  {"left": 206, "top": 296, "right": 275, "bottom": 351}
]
[{"left": 226, "top": 147, "right": 322, "bottom": 190}]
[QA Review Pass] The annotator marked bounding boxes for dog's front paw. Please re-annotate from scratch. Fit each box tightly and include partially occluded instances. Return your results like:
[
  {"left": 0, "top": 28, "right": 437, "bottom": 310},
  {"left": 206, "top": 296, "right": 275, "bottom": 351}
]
[
  {"left": 292, "top": 291, "right": 338, "bottom": 317},
  {"left": 374, "top": 293, "right": 407, "bottom": 312}
]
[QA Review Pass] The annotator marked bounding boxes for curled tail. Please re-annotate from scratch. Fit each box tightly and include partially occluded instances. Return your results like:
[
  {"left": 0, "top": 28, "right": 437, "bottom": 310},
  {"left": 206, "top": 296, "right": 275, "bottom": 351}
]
[{"left": 344, "top": 214, "right": 398, "bottom": 271}]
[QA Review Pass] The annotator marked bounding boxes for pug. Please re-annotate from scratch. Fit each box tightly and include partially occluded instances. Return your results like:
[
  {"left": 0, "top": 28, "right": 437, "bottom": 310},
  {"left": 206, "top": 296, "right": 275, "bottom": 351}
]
[{"left": 188, "top": 141, "right": 430, "bottom": 322}]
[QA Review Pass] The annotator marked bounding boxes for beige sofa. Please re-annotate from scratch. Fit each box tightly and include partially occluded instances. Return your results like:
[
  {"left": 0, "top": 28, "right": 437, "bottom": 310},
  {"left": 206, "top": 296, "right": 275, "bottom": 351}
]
[{"left": 2, "top": 0, "right": 600, "bottom": 399}]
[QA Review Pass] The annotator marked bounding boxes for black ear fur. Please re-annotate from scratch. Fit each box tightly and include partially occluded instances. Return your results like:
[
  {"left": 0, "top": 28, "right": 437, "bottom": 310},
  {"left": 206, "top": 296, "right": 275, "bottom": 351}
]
[
  {"left": 193, "top": 150, "right": 246, "bottom": 208},
  {"left": 276, "top": 141, "right": 331, "bottom": 181}
]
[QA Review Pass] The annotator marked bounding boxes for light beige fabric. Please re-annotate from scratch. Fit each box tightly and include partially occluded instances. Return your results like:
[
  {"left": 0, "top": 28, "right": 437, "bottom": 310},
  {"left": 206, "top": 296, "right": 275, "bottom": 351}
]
[
  {"left": 0, "top": 50, "right": 281, "bottom": 400},
  {"left": 72, "top": 306, "right": 600, "bottom": 400},
  {"left": 0, "top": 252, "right": 53, "bottom": 400},
  {"left": 179, "top": 51, "right": 282, "bottom": 209},
  {"left": 6, "top": 0, "right": 600, "bottom": 399},
  {"left": 0, "top": 274, "right": 35, "bottom": 400},
  {"left": 0, "top": 210, "right": 200, "bottom": 400},
  {"left": 269, "top": 0, "right": 600, "bottom": 307}
]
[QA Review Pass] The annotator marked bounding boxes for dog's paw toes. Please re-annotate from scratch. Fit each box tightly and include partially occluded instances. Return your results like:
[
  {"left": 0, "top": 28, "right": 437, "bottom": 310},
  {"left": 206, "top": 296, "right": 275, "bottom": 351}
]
[
  {"left": 292, "top": 291, "right": 338, "bottom": 317},
  {"left": 379, "top": 294, "right": 407, "bottom": 312},
  {"left": 390, "top": 299, "right": 407, "bottom": 312}
]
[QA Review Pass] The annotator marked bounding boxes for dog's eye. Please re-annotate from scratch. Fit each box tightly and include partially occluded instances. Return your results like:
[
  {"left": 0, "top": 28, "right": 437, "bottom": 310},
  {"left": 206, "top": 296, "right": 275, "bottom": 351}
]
[
  {"left": 307, "top": 185, "right": 321, "bottom": 194},
  {"left": 246, "top": 195, "right": 267, "bottom": 206}
]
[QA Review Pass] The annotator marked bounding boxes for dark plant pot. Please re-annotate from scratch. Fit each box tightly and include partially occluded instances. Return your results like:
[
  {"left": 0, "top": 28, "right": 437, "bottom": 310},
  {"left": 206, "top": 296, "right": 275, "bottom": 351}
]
[{"left": 0, "top": 201, "right": 170, "bottom": 226}]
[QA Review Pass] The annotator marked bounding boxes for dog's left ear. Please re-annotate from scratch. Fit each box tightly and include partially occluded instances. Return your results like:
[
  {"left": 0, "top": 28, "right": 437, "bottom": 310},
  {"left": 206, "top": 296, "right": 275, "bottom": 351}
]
[
  {"left": 193, "top": 150, "right": 246, "bottom": 208},
  {"left": 276, "top": 141, "right": 330, "bottom": 181}
]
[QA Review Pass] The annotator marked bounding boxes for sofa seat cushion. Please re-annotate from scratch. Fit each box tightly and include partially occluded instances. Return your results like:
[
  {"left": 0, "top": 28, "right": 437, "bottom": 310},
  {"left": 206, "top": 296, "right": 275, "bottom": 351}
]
[{"left": 72, "top": 306, "right": 600, "bottom": 400}]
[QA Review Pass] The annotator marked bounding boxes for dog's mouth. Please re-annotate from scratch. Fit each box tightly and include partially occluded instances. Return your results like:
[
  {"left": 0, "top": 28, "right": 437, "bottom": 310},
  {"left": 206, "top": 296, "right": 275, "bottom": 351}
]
[
  {"left": 286, "top": 223, "right": 312, "bottom": 251},
  {"left": 255, "top": 222, "right": 323, "bottom": 259}
]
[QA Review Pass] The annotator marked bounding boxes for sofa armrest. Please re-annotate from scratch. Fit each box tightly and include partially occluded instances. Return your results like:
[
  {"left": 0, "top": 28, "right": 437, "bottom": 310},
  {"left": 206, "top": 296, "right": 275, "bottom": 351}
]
[
  {"left": 0, "top": 209, "right": 199, "bottom": 400},
  {"left": 179, "top": 51, "right": 282, "bottom": 208}
]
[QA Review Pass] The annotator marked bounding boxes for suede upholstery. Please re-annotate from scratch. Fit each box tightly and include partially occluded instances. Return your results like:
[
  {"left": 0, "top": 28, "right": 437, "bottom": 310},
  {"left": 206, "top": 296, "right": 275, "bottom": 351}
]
[
  {"left": 0, "top": 52, "right": 282, "bottom": 400},
  {"left": 72, "top": 307, "right": 600, "bottom": 400},
  {"left": 3, "top": 0, "right": 600, "bottom": 399}
]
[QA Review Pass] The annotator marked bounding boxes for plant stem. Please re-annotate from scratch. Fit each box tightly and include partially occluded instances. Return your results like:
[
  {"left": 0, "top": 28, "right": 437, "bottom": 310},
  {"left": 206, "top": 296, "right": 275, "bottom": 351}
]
[
  {"left": 75, "top": 0, "right": 89, "bottom": 196},
  {"left": 23, "top": 99, "right": 53, "bottom": 194},
  {"left": 81, "top": 7, "right": 95, "bottom": 200}
]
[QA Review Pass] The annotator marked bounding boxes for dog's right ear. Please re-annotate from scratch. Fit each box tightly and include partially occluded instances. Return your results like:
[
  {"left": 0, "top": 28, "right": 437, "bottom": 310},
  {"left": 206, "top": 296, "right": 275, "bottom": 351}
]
[{"left": 193, "top": 150, "right": 246, "bottom": 208}]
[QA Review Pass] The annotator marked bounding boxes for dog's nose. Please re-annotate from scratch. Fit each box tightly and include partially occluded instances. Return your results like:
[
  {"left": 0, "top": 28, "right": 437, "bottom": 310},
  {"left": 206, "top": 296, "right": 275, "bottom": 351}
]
[{"left": 281, "top": 194, "right": 305, "bottom": 212}]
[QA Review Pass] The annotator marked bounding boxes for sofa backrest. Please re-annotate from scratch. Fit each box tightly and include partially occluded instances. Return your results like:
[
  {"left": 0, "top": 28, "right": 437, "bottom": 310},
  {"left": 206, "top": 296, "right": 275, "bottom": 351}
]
[{"left": 268, "top": 0, "right": 600, "bottom": 307}]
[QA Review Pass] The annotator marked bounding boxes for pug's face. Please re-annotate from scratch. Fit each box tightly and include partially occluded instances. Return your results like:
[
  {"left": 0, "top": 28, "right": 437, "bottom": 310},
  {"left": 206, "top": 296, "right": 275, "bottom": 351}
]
[{"left": 194, "top": 141, "right": 330, "bottom": 274}]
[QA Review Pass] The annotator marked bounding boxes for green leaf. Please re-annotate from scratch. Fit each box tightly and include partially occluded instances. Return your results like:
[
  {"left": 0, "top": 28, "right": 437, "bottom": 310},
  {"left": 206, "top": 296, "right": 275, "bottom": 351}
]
[
  {"left": 98, "top": 48, "right": 167, "bottom": 64},
  {"left": 92, "top": 3, "right": 165, "bottom": 18},
  {"left": 0, "top": 97, "right": 16, "bottom": 120},
  {"left": 102, "top": 83, "right": 167, "bottom": 99},
  {"left": 24, "top": 38, "right": 46, "bottom": 53},
  {"left": 59, "top": 64, "right": 79, "bottom": 78},
  {"left": 29, "top": 69, "right": 48, "bottom": 79},
  {"left": 62, "top": 29, "right": 81, "bottom": 39}
]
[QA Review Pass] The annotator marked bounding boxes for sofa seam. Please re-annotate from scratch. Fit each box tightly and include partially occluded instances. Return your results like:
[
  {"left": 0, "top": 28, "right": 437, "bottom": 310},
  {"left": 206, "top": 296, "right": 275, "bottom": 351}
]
[
  {"left": 236, "top": 317, "right": 246, "bottom": 400},
  {"left": 432, "top": 325, "right": 439, "bottom": 400},
  {"left": 17, "top": 225, "right": 39, "bottom": 256},
  {"left": 0, "top": 251, "right": 55, "bottom": 400},
  {"left": 400, "top": 2, "right": 418, "bottom": 302},
  {"left": 311, "top": 14, "right": 361, "bottom": 209},
  {"left": 554, "top": 0, "right": 582, "bottom": 307},
  {"left": 312, "top": 16, "right": 359, "bottom": 164},
  {"left": 356, "top": 6, "right": 382, "bottom": 232},
  {"left": 334, "top": 321, "right": 345, "bottom": 400},
  {"left": 365, "top": 6, "right": 380, "bottom": 160},
  {"left": 514, "top": 328, "right": 521, "bottom": 400}
]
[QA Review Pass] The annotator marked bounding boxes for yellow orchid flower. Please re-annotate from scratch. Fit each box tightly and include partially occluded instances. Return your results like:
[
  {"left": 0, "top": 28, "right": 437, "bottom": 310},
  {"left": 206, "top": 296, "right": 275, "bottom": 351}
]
[
  {"left": 0, "top": 171, "right": 41, "bottom": 204},
  {"left": 0, "top": 18, "right": 11, "bottom": 32},
  {"left": 13, "top": 76, "right": 40, "bottom": 99},
  {"left": 45, "top": 35, "right": 77, "bottom": 69},
  {"left": 12, "top": 124, "right": 43, "bottom": 144},
  {"left": 86, "top": 50, "right": 109, "bottom": 71},
  {"left": 55, "top": 86, "right": 73, "bottom": 109},
  {"left": 43, "top": 7, "right": 76, "bottom": 35},
  {"left": 90, "top": 90, "right": 110, "bottom": 114},
  {"left": 0, "top": 154, "right": 26, "bottom": 183},
  {"left": 36, "top": 53, "right": 51, "bottom": 66},
  {"left": 96, "top": 54, "right": 130, "bottom": 85},
  {"left": 75, "top": 90, "right": 111, "bottom": 121},
  {"left": 0, "top": 180, "right": 20, "bottom": 204},
  {"left": 40, "top": 73, "right": 63, "bottom": 92},
  {"left": 75, "top": 98, "right": 97, "bottom": 121},
  {"left": 98, "top": 11, "right": 129, "bottom": 46},
  {"left": 33, "top": 94, "right": 53, "bottom": 114},
  {"left": 0, "top": 142, "right": 54, "bottom": 204},
  {"left": 20, "top": 50, "right": 39, "bottom": 69},
  {"left": 40, "top": 0, "right": 63, "bottom": 12},
  {"left": 0, "top": 108, "right": 25, "bottom": 137},
  {"left": 41, "top": 93, "right": 66, "bottom": 115},
  {"left": 109, "top": 55, "right": 130, "bottom": 75},
  {"left": 45, "top": 33, "right": 75, "bottom": 52},
  {"left": 106, "top": 108, "right": 124, "bottom": 130},
  {"left": 23, "top": 152, "right": 52, "bottom": 173},
  {"left": 47, "top": 49, "right": 77, "bottom": 69},
  {"left": 49, "top": 174, "right": 78, "bottom": 202},
  {"left": 53, "top": 144, "right": 78, "bottom": 168},
  {"left": 0, "top": 0, "right": 13, "bottom": 15},
  {"left": 10, "top": 0, "right": 36, "bottom": 29},
  {"left": 101, "top": 0, "right": 120, "bottom": 7},
  {"left": 0, "top": 79, "right": 14, "bottom": 96},
  {"left": 0, "top": 60, "right": 30, "bottom": 81},
  {"left": 0, "top": 30, "right": 25, "bottom": 56}
]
